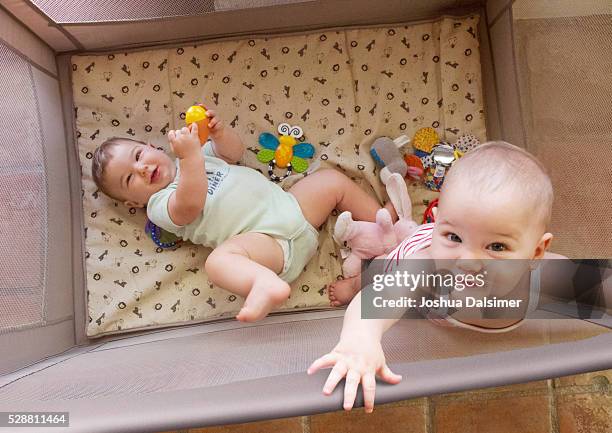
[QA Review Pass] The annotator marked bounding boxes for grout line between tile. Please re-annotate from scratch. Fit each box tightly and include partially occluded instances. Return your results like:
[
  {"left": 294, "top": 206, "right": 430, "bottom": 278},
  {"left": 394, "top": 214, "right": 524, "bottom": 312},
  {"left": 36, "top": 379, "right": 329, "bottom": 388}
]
[
  {"left": 430, "top": 385, "right": 550, "bottom": 404},
  {"left": 301, "top": 415, "right": 311, "bottom": 433},
  {"left": 425, "top": 397, "right": 434, "bottom": 433},
  {"left": 548, "top": 379, "right": 560, "bottom": 433}
]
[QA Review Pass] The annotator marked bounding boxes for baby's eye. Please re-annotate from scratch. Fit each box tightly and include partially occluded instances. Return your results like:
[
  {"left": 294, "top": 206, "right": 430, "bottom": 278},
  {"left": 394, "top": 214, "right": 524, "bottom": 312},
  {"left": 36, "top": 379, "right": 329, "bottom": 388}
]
[
  {"left": 487, "top": 242, "right": 507, "bottom": 252},
  {"left": 446, "top": 233, "right": 462, "bottom": 243},
  {"left": 136, "top": 149, "right": 142, "bottom": 161}
]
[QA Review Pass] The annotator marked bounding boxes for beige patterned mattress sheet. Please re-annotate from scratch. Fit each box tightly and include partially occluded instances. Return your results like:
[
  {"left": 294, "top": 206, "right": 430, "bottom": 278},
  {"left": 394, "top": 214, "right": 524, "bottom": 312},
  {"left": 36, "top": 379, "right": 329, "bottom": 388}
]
[{"left": 72, "top": 15, "right": 486, "bottom": 337}]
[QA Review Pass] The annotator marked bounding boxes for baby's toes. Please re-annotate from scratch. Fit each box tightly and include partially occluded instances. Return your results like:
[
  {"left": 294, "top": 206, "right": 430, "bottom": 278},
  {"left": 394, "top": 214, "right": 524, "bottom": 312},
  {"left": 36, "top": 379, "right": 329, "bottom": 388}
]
[{"left": 236, "top": 309, "right": 248, "bottom": 322}]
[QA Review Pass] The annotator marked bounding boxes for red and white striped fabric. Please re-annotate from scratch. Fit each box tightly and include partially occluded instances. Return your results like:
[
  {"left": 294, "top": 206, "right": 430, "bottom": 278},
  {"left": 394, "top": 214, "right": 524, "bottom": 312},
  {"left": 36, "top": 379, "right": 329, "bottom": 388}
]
[
  {"left": 382, "top": 223, "right": 454, "bottom": 328},
  {"left": 384, "top": 223, "right": 435, "bottom": 272}
]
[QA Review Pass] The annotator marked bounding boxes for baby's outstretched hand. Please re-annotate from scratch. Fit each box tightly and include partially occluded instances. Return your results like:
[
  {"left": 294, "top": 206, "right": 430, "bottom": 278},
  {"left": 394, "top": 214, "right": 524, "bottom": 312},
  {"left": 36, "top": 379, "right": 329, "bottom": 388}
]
[
  {"left": 204, "top": 108, "right": 225, "bottom": 139},
  {"left": 168, "top": 123, "right": 201, "bottom": 160},
  {"left": 307, "top": 337, "right": 402, "bottom": 413}
]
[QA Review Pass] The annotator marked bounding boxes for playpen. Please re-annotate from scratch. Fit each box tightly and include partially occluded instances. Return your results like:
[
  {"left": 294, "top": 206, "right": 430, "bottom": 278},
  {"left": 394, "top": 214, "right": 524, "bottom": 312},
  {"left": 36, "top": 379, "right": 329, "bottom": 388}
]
[{"left": 0, "top": 0, "right": 610, "bottom": 432}]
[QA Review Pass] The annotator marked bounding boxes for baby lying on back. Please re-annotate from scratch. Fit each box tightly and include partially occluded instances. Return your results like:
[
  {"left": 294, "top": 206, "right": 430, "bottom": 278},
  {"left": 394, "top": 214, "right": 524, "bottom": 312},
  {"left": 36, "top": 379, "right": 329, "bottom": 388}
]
[{"left": 91, "top": 108, "right": 397, "bottom": 322}]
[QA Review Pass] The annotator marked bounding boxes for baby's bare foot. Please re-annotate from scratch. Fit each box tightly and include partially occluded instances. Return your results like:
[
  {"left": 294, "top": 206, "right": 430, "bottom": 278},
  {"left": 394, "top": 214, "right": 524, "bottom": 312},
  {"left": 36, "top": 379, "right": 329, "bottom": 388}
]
[
  {"left": 236, "top": 274, "right": 290, "bottom": 322},
  {"left": 328, "top": 275, "right": 361, "bottom": 307}
]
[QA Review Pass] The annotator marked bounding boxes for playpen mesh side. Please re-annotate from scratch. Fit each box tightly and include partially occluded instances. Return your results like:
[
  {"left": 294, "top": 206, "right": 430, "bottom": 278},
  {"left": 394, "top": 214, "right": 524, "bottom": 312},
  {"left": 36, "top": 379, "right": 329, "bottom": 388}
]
[
  {"left": 30, "top": 0, "right": 313, "bottom": 23},
  {"left": 512, "top": 6, "right": 612, "bottom": 258},
  {"left": 31, "top": 0, "right": 215, "bottom": 22},
  {"left": 0, "top": 42, "right": 47, "bottom": 333},
  {"left": 0, "top": 32, "right": 75, "bottom": 377}
]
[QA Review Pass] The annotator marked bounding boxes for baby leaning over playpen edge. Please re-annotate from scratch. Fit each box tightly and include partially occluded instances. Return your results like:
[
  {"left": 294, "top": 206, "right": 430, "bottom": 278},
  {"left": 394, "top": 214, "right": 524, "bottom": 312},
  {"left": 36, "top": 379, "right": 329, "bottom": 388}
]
[{"left": 309, "top": 141, "right": 559, "bottom": 412}]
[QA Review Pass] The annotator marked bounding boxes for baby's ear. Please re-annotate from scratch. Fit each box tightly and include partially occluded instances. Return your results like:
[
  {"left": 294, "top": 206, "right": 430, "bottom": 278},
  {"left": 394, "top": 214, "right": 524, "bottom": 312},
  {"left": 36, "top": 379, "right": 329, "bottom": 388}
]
[
  {"left": 124, "top": 200, "right": 144, "bottom": 209},
  {"left": 533, "top": 232, "right": 553, "bottom": 259}
]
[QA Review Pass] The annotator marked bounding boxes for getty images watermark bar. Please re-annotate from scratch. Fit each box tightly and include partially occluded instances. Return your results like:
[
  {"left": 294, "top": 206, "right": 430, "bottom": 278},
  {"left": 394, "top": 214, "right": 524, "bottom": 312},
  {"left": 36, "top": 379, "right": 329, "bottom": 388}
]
[
  {"left": 0, "top": 412, "right": 69, "bottom": 427},
  {"left": 360, "top": 259, "right": 610, "bottom": 322}
]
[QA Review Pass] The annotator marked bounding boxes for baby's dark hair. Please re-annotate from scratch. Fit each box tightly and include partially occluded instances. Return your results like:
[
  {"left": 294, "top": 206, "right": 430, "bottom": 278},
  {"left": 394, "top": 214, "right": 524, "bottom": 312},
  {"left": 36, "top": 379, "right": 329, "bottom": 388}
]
[{"left": 91, "top": 137, "right": 146, "bottom": 200}]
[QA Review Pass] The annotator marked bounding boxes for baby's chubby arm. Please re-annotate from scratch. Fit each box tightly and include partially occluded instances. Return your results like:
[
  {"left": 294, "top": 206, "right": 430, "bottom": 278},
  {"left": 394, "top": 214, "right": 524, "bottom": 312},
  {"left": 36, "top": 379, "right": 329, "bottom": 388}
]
[
  {"left": 308, "top": 292, "right": 402, "bottom": 413},
  {"left": 167, "top": 123, "right": 207, "bottom": 226},
  {"left": 308, "top": 249, "right": 432, "bottom": 412},
  {"left": 206, "top": 109, "right": 245, "bottom": 163}
]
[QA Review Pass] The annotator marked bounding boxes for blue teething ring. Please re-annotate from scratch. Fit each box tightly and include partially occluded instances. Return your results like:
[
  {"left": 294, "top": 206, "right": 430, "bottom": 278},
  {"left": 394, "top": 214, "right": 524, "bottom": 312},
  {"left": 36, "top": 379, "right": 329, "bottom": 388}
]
[{"left": 145, "top": 219, "right": 182, "bottom": 249}]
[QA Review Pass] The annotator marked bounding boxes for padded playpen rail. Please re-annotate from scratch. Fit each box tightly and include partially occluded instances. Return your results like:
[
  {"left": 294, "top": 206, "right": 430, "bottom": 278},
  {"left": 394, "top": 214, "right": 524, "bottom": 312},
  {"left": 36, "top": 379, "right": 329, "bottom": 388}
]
[{"left": 0, "top": 311, "right": 610, "bottom": 433}]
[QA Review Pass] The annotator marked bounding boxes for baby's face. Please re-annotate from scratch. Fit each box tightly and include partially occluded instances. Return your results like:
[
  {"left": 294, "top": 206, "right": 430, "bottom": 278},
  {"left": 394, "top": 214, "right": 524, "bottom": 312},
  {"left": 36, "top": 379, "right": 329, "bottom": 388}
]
[
  {"left": 429, "top": 184, "right": 551, "bottom": 261},
  {"left": 428, "top": 182, "right": 553, "bottom": 313},
  {"left": 102, "top": 141, "right": 176, "bottom": 207}
]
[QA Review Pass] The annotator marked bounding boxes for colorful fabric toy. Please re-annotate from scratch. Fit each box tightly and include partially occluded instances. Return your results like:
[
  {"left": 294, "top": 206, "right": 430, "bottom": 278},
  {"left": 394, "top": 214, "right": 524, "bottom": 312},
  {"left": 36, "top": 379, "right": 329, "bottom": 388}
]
[
  {"left": 404, "top": 154, "right": 425, "bottom": 179},
  {"left": 454, "top": 133, "right": 480, "bottom": 153},
  {"left": 411, "top": 128, "right": 481, "bottom": 191},
  {"left": 257, "top": 123, "right": 315, "bottom": 182},
  {"left": 334, "top": 173, "right": 419, "bottom": 277},
  {"left": 412, "top": 127, "right": 439, "bottom": 154}
]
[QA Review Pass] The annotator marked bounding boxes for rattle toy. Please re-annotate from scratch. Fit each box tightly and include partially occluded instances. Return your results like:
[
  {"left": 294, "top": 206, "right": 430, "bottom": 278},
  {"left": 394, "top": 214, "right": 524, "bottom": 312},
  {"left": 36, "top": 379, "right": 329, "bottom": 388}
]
[
  {"left": 370, "top": 135, "right": 416, "bottom": 184},
  {"left": 429, "top": 143, "right": 455, "bottom": 190},
  {"left": 257, "top": 123, "right": 315, "bottom": 182},
  {"left": 145, "top": 219, "right": 182, "bottom": 249},
  {"left": 185, "top": 105, "right": 210, "bottom": 144}
]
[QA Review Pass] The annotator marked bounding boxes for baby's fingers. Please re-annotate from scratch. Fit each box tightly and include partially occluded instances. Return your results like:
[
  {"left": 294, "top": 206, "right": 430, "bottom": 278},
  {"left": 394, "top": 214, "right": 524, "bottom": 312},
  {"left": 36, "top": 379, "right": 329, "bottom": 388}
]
[
  {"left": 343, "top": 369, "right": 361, "bottom": 411},
  {"left": 307, "top": 353, "right": 337, "bottom": 375},
  {"left": 208, "top": 118, "right": 221, "bottom": 130},
  {"left": 378, "top": 364, "right": 402, "bottom": 384},
  {"left": 322, "top": 361, "right": 348, "bottom": 395},
  {"left": 362, "top": 373, "right": 376, "bottom": 413},
  {"left": 189, "top": 121, "right": 198, "bottom": 136}
]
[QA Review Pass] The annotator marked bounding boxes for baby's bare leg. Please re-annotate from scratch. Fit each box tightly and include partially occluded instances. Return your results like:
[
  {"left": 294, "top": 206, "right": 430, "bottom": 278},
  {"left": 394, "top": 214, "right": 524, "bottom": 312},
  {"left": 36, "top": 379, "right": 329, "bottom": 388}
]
[
  {"left": 204, "top": 232, "right": 289, "bottom": 322},
  {"left": 289, "top": 168, "right": 397, "bottom": 229}
]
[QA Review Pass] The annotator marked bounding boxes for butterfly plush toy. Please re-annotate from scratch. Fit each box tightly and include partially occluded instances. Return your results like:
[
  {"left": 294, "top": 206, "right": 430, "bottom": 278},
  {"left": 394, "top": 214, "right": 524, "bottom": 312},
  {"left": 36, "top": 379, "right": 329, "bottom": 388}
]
[{"left": 257, "top": 123, "right": 315, "bottom": 182}]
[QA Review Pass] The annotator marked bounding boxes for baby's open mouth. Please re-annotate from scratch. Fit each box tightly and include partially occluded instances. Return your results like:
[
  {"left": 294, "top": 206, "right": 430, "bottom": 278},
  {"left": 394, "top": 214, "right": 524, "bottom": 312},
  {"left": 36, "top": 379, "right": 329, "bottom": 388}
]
[{"left": 150, "top": 167, "right": 159, "bottom": 183}]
